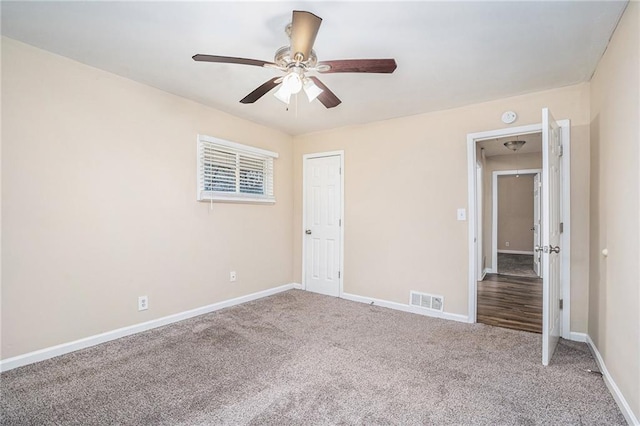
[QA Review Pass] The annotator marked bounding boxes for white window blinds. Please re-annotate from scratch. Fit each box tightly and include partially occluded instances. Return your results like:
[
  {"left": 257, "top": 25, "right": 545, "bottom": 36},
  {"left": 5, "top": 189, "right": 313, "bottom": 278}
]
[{"left": 197, "top": 135, "right": 278, "bottom": 203}]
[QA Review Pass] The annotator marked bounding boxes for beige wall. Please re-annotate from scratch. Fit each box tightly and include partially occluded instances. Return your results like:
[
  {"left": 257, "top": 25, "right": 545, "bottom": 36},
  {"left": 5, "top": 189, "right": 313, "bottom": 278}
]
[
  {"left": 497, "top": 175, "right": 535, "bottom": 252},
  {"left": 589, "top": 2, "right": 640, "bottom": 420},
  {"left": 1, "top": 38, "right": 294, "bottom": 359},
  {"left": 482, "top": 153, "right": 542, "bottom": 269},
  {"left": 1, "top": 36, "right": 595, "bottom": 366},
  {"left": 293, "top": 83, "right": 591, "bottom": 332}
]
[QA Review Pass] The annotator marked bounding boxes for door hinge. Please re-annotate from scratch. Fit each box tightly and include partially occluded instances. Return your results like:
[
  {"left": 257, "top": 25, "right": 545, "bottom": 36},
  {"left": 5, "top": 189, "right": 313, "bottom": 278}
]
[
  {"left": 559, "top": 144, "right": 564, "bottom": 157},
  {"left": 338, "top": 271, "right": 341, "bottom": 278},
  {"left": 339, "top": 167, "right": 342, "bottom": 175},
  {"left": 339, "top": 219, "right": 342, "bottom": 226},
  {"left": 560, "top": 222, "right": 564, "bottom": 233},
  {"left": 559, "top": 299, "right": 563, "bottom": 310}
]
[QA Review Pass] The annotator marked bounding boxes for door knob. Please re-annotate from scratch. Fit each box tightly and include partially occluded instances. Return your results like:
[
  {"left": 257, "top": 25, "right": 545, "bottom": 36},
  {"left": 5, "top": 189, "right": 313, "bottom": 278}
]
[
  {"left": 534, "top": 245, "right": 542, "bottom": 252},
  {"left": 550, "top": 246, "right": 560, "bottom": 253},
  {"left": 305, "top": 229, "right": 312, "bottom": 235}
]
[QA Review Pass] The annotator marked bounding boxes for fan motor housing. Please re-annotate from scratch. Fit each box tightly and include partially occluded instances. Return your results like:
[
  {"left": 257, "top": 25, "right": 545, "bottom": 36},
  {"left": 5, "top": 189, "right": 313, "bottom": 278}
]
[{"left": 274, "top": 46, "right": 317, "bottom": 69}]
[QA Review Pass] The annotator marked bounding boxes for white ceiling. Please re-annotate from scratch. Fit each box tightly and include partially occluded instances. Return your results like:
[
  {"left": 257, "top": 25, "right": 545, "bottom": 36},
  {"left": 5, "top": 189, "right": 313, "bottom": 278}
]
[{"left": 1, "top": 1, "right": 627, "bottom": 136}]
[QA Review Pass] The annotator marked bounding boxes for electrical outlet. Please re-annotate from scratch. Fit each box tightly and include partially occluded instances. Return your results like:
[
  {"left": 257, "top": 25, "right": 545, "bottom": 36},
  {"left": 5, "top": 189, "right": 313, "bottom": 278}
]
[
  {"left": 505, "top": 241, "right": 510, "bottom": 247},
  {"left": 138, "top": 296, "right": 148, "bottom": 311},
  {"left": 230, "top": 271, "right": 237, "bottom": 282}
]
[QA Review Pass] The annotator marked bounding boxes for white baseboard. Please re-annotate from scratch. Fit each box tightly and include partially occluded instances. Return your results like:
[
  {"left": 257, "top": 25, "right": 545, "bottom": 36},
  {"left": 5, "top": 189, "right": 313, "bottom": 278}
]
[
  {"left": 497, "top": 250, "right": 535, "bottom": 255},
  {"left": 0, "top": 283, "right": 299, "bottom": 373},
  {"left": 568, "top": 332, "right": 587, "bottom": 342},
  {"left": 292, "top": 282, "right": 303, "bottom": 289},
  {"left": 585, "top": 335, "right": 639, "bottom": 425},
  {"left": 484, "top": 268, "right": 496, "bottom": 274},
  {"left": 341, "top": 292, "right": 469, "bottom": 323}
]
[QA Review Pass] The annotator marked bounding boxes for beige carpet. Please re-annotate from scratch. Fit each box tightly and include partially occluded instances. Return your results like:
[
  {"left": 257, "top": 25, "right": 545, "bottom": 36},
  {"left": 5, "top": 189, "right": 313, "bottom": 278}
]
[{"left": 0, "top": 290, "right": 625, "bottom": 425}]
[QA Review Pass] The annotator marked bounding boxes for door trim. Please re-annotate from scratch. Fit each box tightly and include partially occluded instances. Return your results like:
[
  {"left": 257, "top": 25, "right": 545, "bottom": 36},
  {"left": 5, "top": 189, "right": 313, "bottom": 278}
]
[
  {"left": 466, "top": 120, "right": 571, "bottom": 340},
  {"left": 475, "top": 161, "right": 485, "bottom": 280},
  {"left": 302, "top": 151, "right": 345, "bottom": 297},
  {"left": 491, "top": 168, "right": 542, "bottom": 273}
]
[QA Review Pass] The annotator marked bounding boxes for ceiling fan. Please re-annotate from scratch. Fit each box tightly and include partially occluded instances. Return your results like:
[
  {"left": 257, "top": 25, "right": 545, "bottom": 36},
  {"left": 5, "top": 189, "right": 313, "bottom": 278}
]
[{"left": 192, "top": 10, "right": 397, "bottom": 109}]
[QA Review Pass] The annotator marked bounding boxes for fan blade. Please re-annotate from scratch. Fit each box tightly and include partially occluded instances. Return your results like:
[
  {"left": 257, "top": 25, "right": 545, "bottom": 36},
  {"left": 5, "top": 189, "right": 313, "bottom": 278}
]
[
  {"left": 308, "top": 77, "right": 341, "bottom": 108},
  {"left": 317, "top": 59, "right": 397, "bottom": 73},
  {"left": 290, "top": 11, "right": 322, "bottom": 62},
  {"left": 193, "top": 54, "right": 276, "bottom": 68},
  {"left": 239, "top": 77, "right": 282, "bottom": 104}
]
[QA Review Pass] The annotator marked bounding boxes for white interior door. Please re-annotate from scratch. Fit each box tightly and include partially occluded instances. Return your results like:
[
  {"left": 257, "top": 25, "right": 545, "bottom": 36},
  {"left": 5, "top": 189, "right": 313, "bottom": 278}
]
[
  {"left": 533, "top": 173, "right": 541, "bottom": 277},
  {"left": 304, "top": 155, "right": 342, "bottom": 297},
  {"left": 541, "top": 108, "right": 562, "bottom": 366}
]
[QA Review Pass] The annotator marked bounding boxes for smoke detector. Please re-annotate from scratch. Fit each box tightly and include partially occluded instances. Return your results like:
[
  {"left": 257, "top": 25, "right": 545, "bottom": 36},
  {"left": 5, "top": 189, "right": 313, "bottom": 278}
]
[{"left": 501, "top": 111, "right": 517, "bottom": 124}]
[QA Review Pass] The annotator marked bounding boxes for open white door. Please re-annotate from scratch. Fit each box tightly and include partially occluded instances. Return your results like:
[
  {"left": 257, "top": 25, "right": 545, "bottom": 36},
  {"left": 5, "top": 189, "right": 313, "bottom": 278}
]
[
  {"left": 304, "top": 154, "right": 342, "bottom": 297},
  {"left": 533, "top": 173, "right": 541, "bottom": 277},
  {"left": 541, "top": 108, "right": 562, "bottom": 366}
]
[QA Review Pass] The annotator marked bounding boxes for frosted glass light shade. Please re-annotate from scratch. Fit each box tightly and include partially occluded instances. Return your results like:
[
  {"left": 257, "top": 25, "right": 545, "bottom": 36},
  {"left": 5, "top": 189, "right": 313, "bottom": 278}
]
[
  {"left": 274, "top": 85, "right": 291, "bottom": 104},
  {"left": 303, "top": 79, "right": 323, "bottom": 102},
  {"left": 283, "top": 73, "right": 302, "bottom": 94}
]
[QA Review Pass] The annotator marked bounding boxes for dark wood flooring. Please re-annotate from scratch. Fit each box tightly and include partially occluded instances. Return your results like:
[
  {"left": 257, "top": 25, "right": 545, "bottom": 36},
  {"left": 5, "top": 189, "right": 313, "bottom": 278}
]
[{"left": 477, "top": 273, "right": 542, "bottom": 334}]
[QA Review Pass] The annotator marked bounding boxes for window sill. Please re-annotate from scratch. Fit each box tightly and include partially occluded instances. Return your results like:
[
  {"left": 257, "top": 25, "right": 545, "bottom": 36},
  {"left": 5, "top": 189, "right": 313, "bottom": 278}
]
[{"left": 198, "top": 193, "right": 276, "bottom": 204}]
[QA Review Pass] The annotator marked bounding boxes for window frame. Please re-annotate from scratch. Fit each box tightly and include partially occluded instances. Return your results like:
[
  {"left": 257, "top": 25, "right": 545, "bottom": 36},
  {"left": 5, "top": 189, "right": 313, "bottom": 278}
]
[{"left": 197, "top": 134, "right": 278, "bottom": 204}]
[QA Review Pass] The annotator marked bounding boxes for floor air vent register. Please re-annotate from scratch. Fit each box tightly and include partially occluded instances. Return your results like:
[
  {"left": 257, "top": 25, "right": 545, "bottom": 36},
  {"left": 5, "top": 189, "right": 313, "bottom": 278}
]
[{"left": 410, "top": 291, "right": 444, "bottom": 312}]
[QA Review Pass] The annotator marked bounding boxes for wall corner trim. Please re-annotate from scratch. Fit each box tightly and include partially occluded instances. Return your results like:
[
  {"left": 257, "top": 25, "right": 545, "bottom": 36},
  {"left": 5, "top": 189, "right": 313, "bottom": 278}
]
[
  {"left": 585, "top": 335, "right": 639, "bottom": 425},
  {"left": 0, "top": 283, "right": 300, "bottom": 373},
  {"left": 341, "top": 292, "right": 469, "bottom": 323}
]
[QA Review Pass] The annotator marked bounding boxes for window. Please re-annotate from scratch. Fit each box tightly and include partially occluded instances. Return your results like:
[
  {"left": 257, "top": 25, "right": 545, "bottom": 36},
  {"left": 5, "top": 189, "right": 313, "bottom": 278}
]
[{"left": 197, "top": 135, "right": 278, "bottom": 203}]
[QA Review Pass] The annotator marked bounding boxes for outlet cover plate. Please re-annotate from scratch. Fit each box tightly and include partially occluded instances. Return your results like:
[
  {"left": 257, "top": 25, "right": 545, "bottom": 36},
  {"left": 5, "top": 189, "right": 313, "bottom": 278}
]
[{"left": 138, "top": 296, "right": 148, "bottom": 311}]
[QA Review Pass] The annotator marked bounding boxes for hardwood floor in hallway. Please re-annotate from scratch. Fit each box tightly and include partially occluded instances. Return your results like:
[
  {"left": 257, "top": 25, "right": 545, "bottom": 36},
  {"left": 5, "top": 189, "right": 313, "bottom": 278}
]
[{"left": 477, "top": 273, "right": 542, "bottom": 333}]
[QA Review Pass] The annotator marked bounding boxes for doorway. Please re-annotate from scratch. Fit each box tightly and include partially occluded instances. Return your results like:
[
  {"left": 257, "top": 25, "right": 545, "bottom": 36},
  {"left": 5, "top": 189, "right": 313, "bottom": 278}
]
[
  {"left": 302, "top": 151, "right": 344, "bottom": 297},
  {"left": 492, "top": 168, "right": 542, "bottom": 278},
  {"left": 466, "top": 111, "right": 571, "bottom": 365},
  {"left": 477, "top": 135, "right": 543, "bottom": 334}
]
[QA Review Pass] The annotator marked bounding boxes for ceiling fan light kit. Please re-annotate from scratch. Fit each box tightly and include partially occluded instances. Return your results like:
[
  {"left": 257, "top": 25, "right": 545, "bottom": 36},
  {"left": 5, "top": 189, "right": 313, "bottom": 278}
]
[
  {"left": 273, "top": 73, "right": 323, "bottom": 105},
  {"left": 192, "top": 10, "right": 397, "bottom": 109}
]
